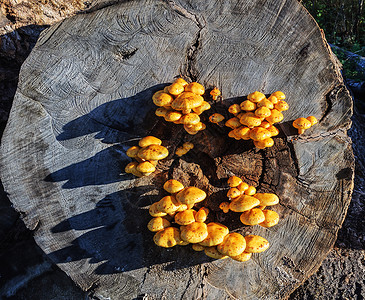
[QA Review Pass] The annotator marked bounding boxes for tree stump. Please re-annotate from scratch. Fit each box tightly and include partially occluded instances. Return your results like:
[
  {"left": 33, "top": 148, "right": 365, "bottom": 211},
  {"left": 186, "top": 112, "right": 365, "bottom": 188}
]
[{"left": 0, "top": 0, "right": 354, "bottom": 299}]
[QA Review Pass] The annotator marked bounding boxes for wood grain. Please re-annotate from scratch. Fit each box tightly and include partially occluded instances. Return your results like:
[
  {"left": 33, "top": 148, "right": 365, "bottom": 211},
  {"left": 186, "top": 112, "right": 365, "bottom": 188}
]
[{"left": 0, "top": 0, "right": 354, "bottom": 299}]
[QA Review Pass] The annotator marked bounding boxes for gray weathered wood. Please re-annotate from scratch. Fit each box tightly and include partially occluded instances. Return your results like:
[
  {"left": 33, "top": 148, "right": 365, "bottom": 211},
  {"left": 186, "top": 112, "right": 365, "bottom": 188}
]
[{"left": 0, "top": 0, "right": 354, "bottom": 299}]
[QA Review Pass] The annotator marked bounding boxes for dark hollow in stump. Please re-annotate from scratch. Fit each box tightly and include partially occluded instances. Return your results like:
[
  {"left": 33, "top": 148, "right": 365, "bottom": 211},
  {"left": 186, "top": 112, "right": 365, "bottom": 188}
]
[{"left": 0, "top": 0, "right": 354, "bottom": 299}]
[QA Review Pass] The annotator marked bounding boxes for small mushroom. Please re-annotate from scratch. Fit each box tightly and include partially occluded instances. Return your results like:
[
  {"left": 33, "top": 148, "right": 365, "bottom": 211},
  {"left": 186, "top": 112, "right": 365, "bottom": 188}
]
[
  {"left": 260, "top": 121, "right": 271, "bottom": 129},
  {"left": 184, "top": 82, "right": 205, "bottom": 95},
  {"left": 175, "top": 209, "right": 197, "bottom": 225},
  {"left": 253, "top": 193, "right": 279, "bottom": 206},
  {"left": 230, "top": 251, "right": 252, "bottom": 262},
  {"left": 227, "top": 176, "right": 242, "bottom": 187},
  {"left": 136, "top": 161, "right": 156, "bottom": 176},
  {"left": 204, "top": 246, "right": 228, "bottom": 259},
  {"left": 180, "top": 222, "right": 208, "bottom": 243},
  {"left": 240, "top": 208, "right": 266, "bottom": 225},
  {"left": 199, "top": 222, "right": 229, "bottom": 247},
  {"left": 257, "top": 99, "right": 274, "bottom": 109},
  {"left": 270, "top": 91, "right": 285, "bottom": 100},
  {"left": 240, "top": 100, "right": 257, "bottom": 111},
  {"left": 153, "top": 227, "right": 181, "bottom": 248},
  {"left": 306, "top": 116, "right": 318, "bottom": 126},
  {"left": 227, "top": 187, "right": 241, "bottom": 199},
  {"left": 155, "top": 107, "right": 170, "bottom": 117},
  {"left": 185, "top": 122, "right": 205, "bottom": 133},
  {"left": 219, "top": 202, "right": 230, "bottom": 213},
  {"left": 228, "top": 104, "right": 241, "bottom": 115},
  {"left": 239, "top": 112, "right": 262, "bottom": 128},
  {"left": 266, "top": 125, "right": 279, "bottom": 137},
  {"left": 244, "top": 235, "right": 270, "bottom": 253},
  {"left": 244, "top": 185, "right": 256, "bottom": 196},
  {"left": 173, "top": 77, "right": 188, "bottom": 87},
  {"left": 163, "top": 179, "right": 185, "bottom": 194},
  {"left": 149, "top": 202, "right": 167, "bottom": 217},
  {"left": 249, "top": 127, "right": 271, "bottom": 141},
  {"left": 209, "top": 113, "right": 225, "bottom": 123},
  {"left": 157, "top": 195, "right": 182, "bottom": 214},
  {"left": 167, "top": 82, "right": 185, "bottom": 96},
  {"left": 237, "top": 182, "right": 249, "bottom": 193},
  {"left": 125, "top": 161, "right": 144, "bottom": 177},
  {"left": 255, "top": 106, "right": 272, "bottom": 119},
  {"left": 152, "top": 91, "right": 174, "bottom": 107},
  {"left": 176, "top": 187, "right": 207, "bottom": 205},
  {"left": 247, "top": 91, "right": 265, "bottom": 103},
  {"left": 147, "top": 217, "right": 171, "bottom": 232},
  {"left": 171, "top": 92, "right": 204, "bottom": 113},
  {"left": 165, "top": 110, "right": 183, "bottom": 122},
  {"left": 137, "top": 144, "right": 169, "bottom": 161},
  {"left": 225, "top": 117, "right": 242, "bottom": 129},
  {"left": 259, "top": 210, "right": 280, "bottom": 228},
  {"left": 254, "top": 138, "right": 274, "bottom": 149},
  {"left": 233, "top": 126, "right": 251, "bottom": 140},
  {"left": 229, "top": 195, "right": 260, "bottom": 212},
  {"left": 210, "top": 87, "right": 221, "bottom": 100},
  {"left": 292, "top": 117, "right": 312, "bottom": 134},
  {"left": 180, "top": 113, "right": 200, "bottom": 125},
  {"left": 192, "top": 101, "right": 211, "bottom": 115},
  {"left": 195, "top": 207, "right": 209, "bottom": 223},
  {"left": 192, "top": 244, "right": 205, "bottom": 251},
  {"left": 217, "top": 232, "right": 246, "bottom": 257},
  {"left": 274, "top": 100, "right": 289, "bottom": 112},
  {"left": 138, "top": 136, "right": 162, "bottom": 148},
  {"left": 265, "top": 109, "right": 284, "bottom": 124},
  {"left": 126, "top": 145, "right": 140, "bottom": 158}
]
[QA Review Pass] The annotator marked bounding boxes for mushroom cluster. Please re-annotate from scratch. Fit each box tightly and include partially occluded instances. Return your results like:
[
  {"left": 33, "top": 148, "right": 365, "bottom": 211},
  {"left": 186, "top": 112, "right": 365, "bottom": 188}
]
[
  {"left": 293, "top": 116, "right": 318, "bottom": 134},
  {"left": 175, "top": 142, "right": 194, "bottom": 157},
  {"left": 219, "top": 176, "right": 280, "bottom": 228},
  {"left": 152, "top": 78, "right": 214, "bottom": 135},
  {"left": 149, "top": 179, "right": 270, "bottom": 262},
  {"left": 125, "top": 136, "right": 168, "bottom": 177},
  {"left": 225, "top": 91, "right": 288, "bottom": 149}
]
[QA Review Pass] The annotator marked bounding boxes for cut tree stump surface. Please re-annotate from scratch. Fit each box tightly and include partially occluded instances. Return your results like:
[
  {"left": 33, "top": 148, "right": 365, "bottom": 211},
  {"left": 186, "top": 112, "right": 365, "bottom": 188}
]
[{"left": 0, "top": 0, "right": 354, "bottom": 299}]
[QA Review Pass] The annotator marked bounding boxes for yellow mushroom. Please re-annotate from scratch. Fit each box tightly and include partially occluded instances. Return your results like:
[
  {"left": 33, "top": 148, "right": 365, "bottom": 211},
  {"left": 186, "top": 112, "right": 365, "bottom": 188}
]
[
  {"left": 176, "top": 187, "right": 206, "bottom": 205},
  {"left": 267, "top": 95, "right": 279, "bottom": 104},
  {"left": 175, "top": 209, "right": 197, "bottom": 225},
  {"left": 175, "top": 146, "right": 188, "bottom": 157},
  {"left": 210, "top": 87, "right": 221, "bottom": 100},
  {"left": 184, "top": 122, "right": 205, "bottom": 134},
  {"left": 265, "top": 109, "right": 284, "bottom": 124},
  {"left": 149, "top": 202, "right": 168, "bottom": 217},
  {"left": 157, "top": 195, "right": 182, "bottom": 214},
  {"left": 180, "top": 222, "right": 208, "bottom": 243},
  {"left": 306, "top": 116, "right": 318, "bottom": 126},
  {"left": 230, "top": 251, "right": 252, "bottom": 262},
  {"left": 240, "top": 208, "right": 266, "bottom": 225},
  {"left": 240, "top": 100, "right": 257, "bottom": 111},
  {"left": 163, "top": 179, "right": 184, "bottom": 194},
  {"left": 171, "top": 92, "right": 204, "bottom": 113},
  {"left": 270, "top": 91, "right": 285, "bottom": 100},
  {"left": 199, "top": 222, "right": 229, "bottom": 247},
  {"left": 209, "top": 113, "right": 225, "bottom": 123},
  {"left": 147, "top": 217, "right": 171, "bottom": 232},
  {"left": 292, "top": 117, "right": 312, "bottom": 134},
  {"left": 249, "top": 127, "right": 271, "bottom": 141},
  {"left": 217, "top": 232, "right": 246, "bottom": 257},
  {"left": 260, "top": 121, "right": 271, "bottom": 129},
  {"left": 164, "top": 110, "right": 183, "bottom": 122},
  {"left": 244, "top": 235, "right": 270, "bottom": 253},
  {"left": 259, "top": 210, "right": 279, "bottom": 228},
  {"left": 153, "top": 227, "right": 182, "bottom": 248},
  {"left": 204, "top": 246, "right": 228, "bottom": 259},
  {"left": 255, "top": 106, "right": 272, "bottom": 119},
  {"left": 228, "top": 104, "right": 241, "bottom": 115},
  {"left": 257, "top": 99, "right": 274, "bottom": 109},
  {"left": 173, "top": 77, "right": 188, "bottom": 87},
  {"left": 266, "top": 125, "right": 279, "bottom": 137},
  {"left": 228, "top": 130, "right": 240, "bottom": 140},
  {"left": 167, "top": 82, "right": 185, "bottom": 96},
  {"left": 225, "top": 117, "right": 242, "bottom": 129},
  {"left": 247, "top": 91, "right": 266, "bottom": 103},
  {"left": 229, "top": 195, "right": 260, "bottom": 212},
  {"left": 180, "top": 113, "right": 200, "bottom": 125},
  {"left": 136, "top": 161, "right": 156, "bottom": 176},
  {"left": 155, "top": 107, "right": 170, "bottom": 117},
  {"left": 237, "top": 182, "right": 249, "bottom": 193},
  {"left": 138, "top": 136, "right": 162, "bottom": 148},
  {"left": 152, "top": 91, "right": 174, "bottom": 107},
  {"left": 219, "top": 202, "right": 230, "bottom": 213},
  {"left": 192, "top": 244, "right": 205, "bottom": 251},
  {"left": 125, "top": 161, "right": 139, "bottom": 174},
  {"left": 233, "top": 126, "right": 251, "bottom": 140},
  {"left": 244, "top": 185, "right": 256, "bottom": 196},
  {"left": 274, "top": 100, "right": 289, "bottom": 112},
  {"left": 254, "top": 138, "right": 274, "bottom": 149},
  {"left": 253, "top": 193, "right": 279, "bottom": 206},
  {"left": 239, "top": 112, "right": 262, "bottom": 128},
  {"left": 192, "top": 101, "right": 211, "bottom": 115},
  {"left": 195, "top": 207, "right": 209, "bottom": 223},
  {"left": 227, "top": 187, "right": 241, "bottom": 199},
  {"left": 227, "top": 176, "right": 242, "bottom": 187},
  {"left": 184, "top": 82, "right": 205, "bottom": 95},
  {"left": 126, "top": 146, "right": 140, "bottom": 158},
  {"left": 137, "top": 144, "right": 169, "bottom": 161},
  {"left": 183, "top": 142, "right": 194, "bottom": 150}
]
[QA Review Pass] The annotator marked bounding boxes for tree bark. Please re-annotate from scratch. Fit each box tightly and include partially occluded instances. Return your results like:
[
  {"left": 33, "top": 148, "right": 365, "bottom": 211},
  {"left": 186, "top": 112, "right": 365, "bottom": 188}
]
[{"left": 0, "top": 0, "right": 354, "bottom": 299}]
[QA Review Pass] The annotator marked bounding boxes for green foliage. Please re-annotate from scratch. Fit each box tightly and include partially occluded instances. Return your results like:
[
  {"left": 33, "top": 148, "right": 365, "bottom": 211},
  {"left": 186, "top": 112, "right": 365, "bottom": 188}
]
[{"left": 331, "top": 47, "right": 365, "bottom": 81}]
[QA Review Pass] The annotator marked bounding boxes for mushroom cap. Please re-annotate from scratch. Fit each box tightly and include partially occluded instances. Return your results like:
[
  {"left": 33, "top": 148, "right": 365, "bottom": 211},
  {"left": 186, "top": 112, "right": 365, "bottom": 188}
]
[
  {"left": 225, "top": 117, "right": 242, "bottom": 129},
  {"left": 274, "top": 100, "right": 289, "bottom": 112},
  {"left": 155, "top": 107, "right": 169, "bottom": 117},
  {"left": 240, "top": 208, "right": 266, "bottom": 225},
  {"left": 172, "top": 92, "right": 204, "bottom": 111},
  {"left": 230, "top": 251, "right": 252, "bottom": 262},
  {"left": 180, "top": 222, "right": 208, "bottom": 243},
  {"left": 306, "top": 116, "right": 318, "bottom": 126},
  {"left": 259, "top": 210, "right": 280, "bottom": 228},
  {"left": 217, "top": 232, "right": 246, "bottom": 257},
  {"left": 125, "top": 161, "right": 139, "bottom": 174},
  {"left": 195, "top": 207, "right": 209, "bottom": 223},
  {"left": 227, "top": 187, "right": 241, "bottom": 199},
  {"left": 209, "top": 113, "right": 225, "bottom": 123},
  {"left": 255, "top": 106, "right": 272, "bottom": 119},
  {"left": 147, "top": 217, "right": 171, "bottom": 232},
  {"left": 184, "top": 126, "right": 199, "bottom": 135},
  {"left": 164, "top": 110, "right": 183, "bottom": 122},
  {"left": 260, "top": 121, "right": 271, "bottom": 129},
  {"left": 244, "top": 235, "right": 270, "bottom": 253},
  {"left": 139, "top": 136, "right": 162, "bottom": 148},
  {"left": 237, "top": 182, "right": 249, "bottom": 193},
  {"left": 249, "top": 127, "right": 271, "bottom": 141},
  {"left": 136, "top": 161, "right": 156, "bottom": 174},
  {"left": 228, "top": 104, "right": 241, "bottom": 115},
  {"left": 266, "top": 125, "right": 279, "bottom": 136},
  {"left": 292, "top": 117, "right": 312, "bottom": 130},
  {"left": 175, "top": 147, "right": 187, "bottom": 156},
  {"left": 176, "top": 187, "right": 207, "bottom": 205},
  {"left": 240, "top": 100, "right": 257, "bottom": 111},
  {"left": 149, "top": 202, "right": 167, "bottom": 217},
  {"left": 184, "top": 82, "right": 205, "bottom": 95},
  {"left": 152, "top": 91, "right": 174, "bottom": 107},
  {"left": 265, "top": 109, "right": 284, "bottom": 124},
  {"left": 219, "top": 202, "right": 230, "bottom": 213},
  {"left": 267, "top": 95, "right": 279, "bottom": 104},
  {"left": 173, "top": 77, "right": 188, "bottom": 87},
  {"left": 185, "top": 122, "right": 205, "bottom": 132},
  {"left": 126, "top": 145, "right": 140, "bottom": 158},
  {"left": 257, "top": 99, "right": 274, "bottom": 109},
  {"left": 137, "top": 144, "right": 169, "bottom": 161},
  {"left": 163, "top": 179, "right": 184, "bottom": 194},
  {"left": 254, "top": 138, "right": 274, "bottom": 149},
  {"left": 204, "top": 246, "right": 228, "bottom": 259},
  {"left": 233, "top": 126, "right": 251, "bottom": 140},
  {"left": 192, "top": 244, "right": 205, "bottom": 251},
  {"left": 253, "top": 193, "right": 279, "bottom": 206},
  {"left": 227, "top": 176, "right": 242, "bottom": 187},
  {"left": 157, "top": 195, "right": 182, "bottom": 214},
  {"left": 175, "top": 209, "right": 197, "bottom": 225},
  {"left": 229, "top": 195, "right": 260, "bottom": 212},
  {"left": 181, "top": 113, "right": 200, "bottom": 125},
  {"left": 192, "top": 101, "right": 211, "bottom": 115},
  {"left": 183, "top": 142, "right": 194, "bottom": 150},
  {"left": 199, "top": 222, "right": 229, "bottom": 247},
  {"left": 247, "top": 91, "right": 266, "bottom": 103},
  {"left": 244, "top": 185, "right": 257, "bottom": 195},
  {"left": 210, "top": 87, "right": 221, "bottom": 98},
  {"left": 239, "top": 112, "right": 262, "bottom": 128},
  {"left": 270, "top": 91, "right": 286, "bottom": 100},
  {"left": 167, "top": 82, "right": 185, "bottom": 96},
  {"left": 153, "top": 227, "right": 181, "bottom": 248}
]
